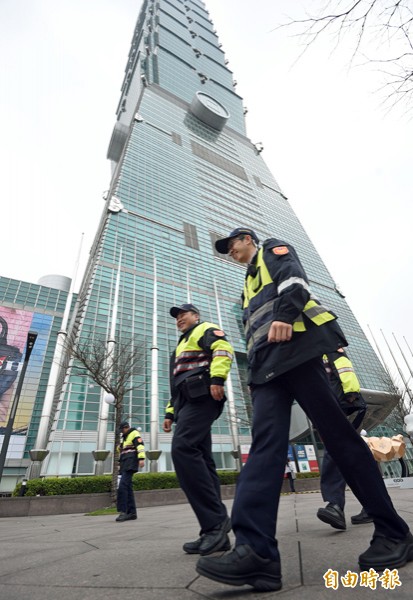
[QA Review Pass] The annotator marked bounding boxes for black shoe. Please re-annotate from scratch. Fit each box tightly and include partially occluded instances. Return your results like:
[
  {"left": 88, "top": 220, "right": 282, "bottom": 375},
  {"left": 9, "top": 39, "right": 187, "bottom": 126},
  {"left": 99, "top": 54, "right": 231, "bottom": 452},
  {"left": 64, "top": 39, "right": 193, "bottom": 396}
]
[
  {"left": 184, "top": 535, "right": 231, "bottom": 555},
  {"left": 198, "top": 516, "right": 232, "bottom": 556},
  {"left": 317, "top": 503, "right": 346, "bottom": 530},
  {"left": 116, "top": 512, "right": 128, "bottom": 522},
  {"left": 359, "top": 532, "right": 413, "bottom": 571},
  {"left": 196, "top": 544, "right": 282, "bottom": 592},
  {"left": 115, "top": 512, "right": 136, "bottom": 522},
  {"left": 351, "top": 508, "right": 373, "bottom": 525},
  {"left": 183, "top": 537, "right": 203, "bottom": 554}
]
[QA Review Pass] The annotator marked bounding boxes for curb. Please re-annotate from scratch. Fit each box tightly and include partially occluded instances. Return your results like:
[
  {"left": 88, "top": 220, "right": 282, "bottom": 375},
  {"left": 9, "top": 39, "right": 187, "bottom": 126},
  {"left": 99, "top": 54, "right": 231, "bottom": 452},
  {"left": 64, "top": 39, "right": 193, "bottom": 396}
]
[{"left": 0, "top": 479, "right": 321, "bottom": 518}]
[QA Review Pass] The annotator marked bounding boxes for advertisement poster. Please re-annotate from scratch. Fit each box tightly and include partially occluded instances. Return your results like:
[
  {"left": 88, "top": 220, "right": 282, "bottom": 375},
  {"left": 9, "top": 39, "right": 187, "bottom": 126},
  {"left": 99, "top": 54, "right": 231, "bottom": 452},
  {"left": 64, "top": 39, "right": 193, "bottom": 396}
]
[
  {"left": 240, "top": 444, "right": 250, "bottom": 465},
  {"left": 304, "top": 444, "right": 319, "bottom": 472},
  {"left": 0, "top": 307, "right": 52, "bottom": 459},
  {"left": 295, "top": 444, "right": 319, "bottom": 473}
]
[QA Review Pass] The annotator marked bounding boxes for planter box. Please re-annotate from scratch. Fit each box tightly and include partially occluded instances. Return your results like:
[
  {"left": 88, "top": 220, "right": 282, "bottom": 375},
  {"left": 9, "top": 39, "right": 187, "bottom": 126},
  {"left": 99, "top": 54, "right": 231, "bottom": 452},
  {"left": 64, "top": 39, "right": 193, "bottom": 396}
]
[
  {"left": 0, "top": 479, "right": 320, "bottom": 518},
  {"left": 0, "top": 485, "right": 236, "bottom": 518}
]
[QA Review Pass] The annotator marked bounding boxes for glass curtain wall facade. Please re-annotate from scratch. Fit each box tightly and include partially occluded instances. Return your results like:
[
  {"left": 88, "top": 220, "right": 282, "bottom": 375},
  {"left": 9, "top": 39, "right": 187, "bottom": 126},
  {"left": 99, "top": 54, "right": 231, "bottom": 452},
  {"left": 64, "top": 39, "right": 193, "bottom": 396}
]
[
  {"left": 43, "top": 0, "right": 395, "bottom": 476},
  {"left": 0, "top": 277, "right": 73, "bottom": 491}
]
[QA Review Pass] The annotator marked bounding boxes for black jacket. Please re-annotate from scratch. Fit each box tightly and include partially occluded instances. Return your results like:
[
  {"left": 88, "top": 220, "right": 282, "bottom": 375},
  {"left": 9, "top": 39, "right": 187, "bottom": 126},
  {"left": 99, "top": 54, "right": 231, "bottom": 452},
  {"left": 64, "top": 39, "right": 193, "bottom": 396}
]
[
  {"left": 244, "top": 239, "right": 347, "bottom": 384},
  {"left": 118, "top": 428, "right": 145, "bottom": 473}
]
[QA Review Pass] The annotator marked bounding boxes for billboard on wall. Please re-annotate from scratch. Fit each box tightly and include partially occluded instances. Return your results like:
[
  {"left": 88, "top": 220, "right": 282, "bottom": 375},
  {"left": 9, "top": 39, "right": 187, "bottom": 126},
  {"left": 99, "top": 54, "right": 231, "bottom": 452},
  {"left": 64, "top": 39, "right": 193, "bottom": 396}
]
[
  {"left": 0, "top": 307, "right": 52, "bottom": 459},
  {"left": 294, "top": 444, "right": 319, "bottom": 473}
]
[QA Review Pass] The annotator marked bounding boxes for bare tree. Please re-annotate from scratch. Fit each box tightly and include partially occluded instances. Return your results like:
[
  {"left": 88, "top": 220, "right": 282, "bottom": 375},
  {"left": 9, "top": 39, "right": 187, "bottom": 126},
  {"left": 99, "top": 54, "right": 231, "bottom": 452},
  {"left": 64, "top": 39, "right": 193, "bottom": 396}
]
[
  {"left": 64, "top": 332, "right": 145, "bottom": 502},
  {"left": 279, "top": 1, "right": 413, "bottom": 109}
]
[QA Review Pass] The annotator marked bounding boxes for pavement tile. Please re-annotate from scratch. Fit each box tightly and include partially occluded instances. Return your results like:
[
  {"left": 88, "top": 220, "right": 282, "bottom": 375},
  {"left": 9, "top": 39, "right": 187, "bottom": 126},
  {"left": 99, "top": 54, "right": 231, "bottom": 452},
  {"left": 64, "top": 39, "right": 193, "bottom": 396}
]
[{"left": 0, "top": 487, "right": 412, "bottom": 599}]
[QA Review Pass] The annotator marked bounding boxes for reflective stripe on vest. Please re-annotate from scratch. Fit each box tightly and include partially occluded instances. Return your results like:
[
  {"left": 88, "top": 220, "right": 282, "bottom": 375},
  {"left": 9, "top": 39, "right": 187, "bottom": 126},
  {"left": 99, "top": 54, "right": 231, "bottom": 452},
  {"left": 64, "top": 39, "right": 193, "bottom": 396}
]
[
  {"left": 243, "top": 249, "right": 336, "bottom": 356},
  {"left": 173, "top": 323, "right": 215, "bottom": 376},
  {"left": 333, "top": 355, "right": 361, "bottom": 394},
  {"left": 120, "top": 430, "right": 145, "bottom": 459}
]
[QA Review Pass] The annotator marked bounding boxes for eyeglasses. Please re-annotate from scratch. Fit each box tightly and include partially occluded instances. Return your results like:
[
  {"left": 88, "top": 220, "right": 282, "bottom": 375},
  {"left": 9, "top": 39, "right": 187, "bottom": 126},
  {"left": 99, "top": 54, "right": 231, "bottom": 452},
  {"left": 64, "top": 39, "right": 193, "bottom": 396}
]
[{"left": 228, "top": 236, "right": 244, "bottom": 252}]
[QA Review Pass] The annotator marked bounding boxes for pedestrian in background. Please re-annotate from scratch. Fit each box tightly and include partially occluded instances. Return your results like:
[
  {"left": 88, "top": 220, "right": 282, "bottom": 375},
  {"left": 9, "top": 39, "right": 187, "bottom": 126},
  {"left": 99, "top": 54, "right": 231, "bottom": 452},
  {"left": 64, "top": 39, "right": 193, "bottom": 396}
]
[
  {"left": 116, "top": 421, "right": 145, "bottom": 522},
  {"left": 284, "top": 458, "right": 296, "bottom": 493}
]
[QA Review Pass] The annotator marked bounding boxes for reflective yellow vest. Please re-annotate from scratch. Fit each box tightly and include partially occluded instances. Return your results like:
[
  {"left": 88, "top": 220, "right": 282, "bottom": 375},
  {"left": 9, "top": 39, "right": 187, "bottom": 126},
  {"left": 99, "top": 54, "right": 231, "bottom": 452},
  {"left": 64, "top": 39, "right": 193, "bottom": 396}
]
[
  {"left": 118, "top": 430, "right": 145, "bottom": 458},
  {"left": 165, "top": 322, "right": 233, "bottom": 417},
  {"left": 243, "top": 248, "right": 336, "bottom": 357},
  {"left": 173, "top": 322, "right": 233, "bottom": 379},
  {"left": 323, "top": 352, "right": 361, "bottom": 394}
]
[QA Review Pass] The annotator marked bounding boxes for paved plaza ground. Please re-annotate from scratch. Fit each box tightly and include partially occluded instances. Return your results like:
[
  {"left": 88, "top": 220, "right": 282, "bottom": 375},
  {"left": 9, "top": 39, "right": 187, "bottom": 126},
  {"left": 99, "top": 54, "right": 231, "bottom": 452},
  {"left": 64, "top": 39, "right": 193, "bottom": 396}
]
[{"left": 1, "top": 487, "right": 413, "bottom": 599}]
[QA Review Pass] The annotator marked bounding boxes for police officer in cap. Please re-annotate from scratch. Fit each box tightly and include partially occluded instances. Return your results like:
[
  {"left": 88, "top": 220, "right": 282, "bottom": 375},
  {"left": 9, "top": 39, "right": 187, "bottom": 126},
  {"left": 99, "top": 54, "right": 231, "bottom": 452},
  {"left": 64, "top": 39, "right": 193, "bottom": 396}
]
[
  {"left": 196, "top": 227, "right": 413, "bottom": 592},
  {"left": 163, "top": 303, "right": 234, "bottom": 555},
  {"left": 116, "top": 421, "right": 145, "bottom": 522}
]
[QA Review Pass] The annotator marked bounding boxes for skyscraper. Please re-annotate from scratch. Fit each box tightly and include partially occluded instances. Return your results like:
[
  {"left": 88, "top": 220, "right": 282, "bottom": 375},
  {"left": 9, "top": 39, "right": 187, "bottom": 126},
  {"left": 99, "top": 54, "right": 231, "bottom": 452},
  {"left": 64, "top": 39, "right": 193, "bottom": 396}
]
[
  {"left": 0, "top": 275, "right": 74, "bottom": 490},
  {"left": 38, "top": 0, "right": 395, "bottom": 476}
]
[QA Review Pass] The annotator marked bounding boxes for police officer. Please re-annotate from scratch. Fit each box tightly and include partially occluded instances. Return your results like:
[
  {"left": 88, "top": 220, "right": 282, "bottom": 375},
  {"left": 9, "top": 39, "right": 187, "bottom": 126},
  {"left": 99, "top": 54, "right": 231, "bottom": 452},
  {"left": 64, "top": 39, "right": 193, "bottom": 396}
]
[
  {"left": 163, "top": 303, "right": 233, "bottom": 555},
  {"left": 116, "top": 421, "right": 145, "bottom": 522},
  {"left": 196, "top": 228, "right": 413, "bottom": 592},
  {"left": 317, "top": 349, "right": 372, "bottom": 529}
]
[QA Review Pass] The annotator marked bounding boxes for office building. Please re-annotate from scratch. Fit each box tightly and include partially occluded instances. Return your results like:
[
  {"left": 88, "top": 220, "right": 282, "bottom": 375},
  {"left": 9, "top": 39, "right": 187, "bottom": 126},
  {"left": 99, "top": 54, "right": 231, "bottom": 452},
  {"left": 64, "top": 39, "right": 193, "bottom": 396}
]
[{"left": 1, "top": 0, "right": 398, "bottom": 484}]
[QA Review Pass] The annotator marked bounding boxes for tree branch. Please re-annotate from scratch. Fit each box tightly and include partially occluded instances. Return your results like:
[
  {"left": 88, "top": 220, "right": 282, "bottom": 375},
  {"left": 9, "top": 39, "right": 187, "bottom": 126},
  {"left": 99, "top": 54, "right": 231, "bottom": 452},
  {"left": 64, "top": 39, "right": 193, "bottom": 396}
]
[{"left": 276, "top": 1, "right": 413, "bottom": 110}]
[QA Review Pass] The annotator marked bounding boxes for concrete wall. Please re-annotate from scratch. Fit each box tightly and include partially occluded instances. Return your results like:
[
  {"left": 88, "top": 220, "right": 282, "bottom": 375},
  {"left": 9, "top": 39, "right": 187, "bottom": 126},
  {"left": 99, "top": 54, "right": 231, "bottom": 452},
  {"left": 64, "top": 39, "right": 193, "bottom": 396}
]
[{"left": 0, "top": 479, "right": 320, "bottom": 518}]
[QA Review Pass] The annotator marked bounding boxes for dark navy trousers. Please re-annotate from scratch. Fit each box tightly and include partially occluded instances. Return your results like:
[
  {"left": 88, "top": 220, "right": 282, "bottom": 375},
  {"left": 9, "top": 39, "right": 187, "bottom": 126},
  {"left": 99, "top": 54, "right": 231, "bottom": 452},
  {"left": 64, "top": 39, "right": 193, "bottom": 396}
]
[
  {"left": 320, "top": 449, "right": 347, "bottom": 509},
  {"left": 117, "top": 469, "right": 137, "bottom": 515},
  {"left": 232, "top": 358, "right": 409, "bottom": 561},
  {"left": 171, "top": 393, "right": 228, "bottom": 533}
]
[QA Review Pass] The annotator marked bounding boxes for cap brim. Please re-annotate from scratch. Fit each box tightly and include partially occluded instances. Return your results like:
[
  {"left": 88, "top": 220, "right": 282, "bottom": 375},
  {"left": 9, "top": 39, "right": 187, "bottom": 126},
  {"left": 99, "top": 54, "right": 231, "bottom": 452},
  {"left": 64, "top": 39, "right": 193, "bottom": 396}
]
[
  {"left": 170, "top": 307, "right": 181, "bottom": 318},
  {"left": 215, "top": 237, "right": 233, "bottom": 254}
]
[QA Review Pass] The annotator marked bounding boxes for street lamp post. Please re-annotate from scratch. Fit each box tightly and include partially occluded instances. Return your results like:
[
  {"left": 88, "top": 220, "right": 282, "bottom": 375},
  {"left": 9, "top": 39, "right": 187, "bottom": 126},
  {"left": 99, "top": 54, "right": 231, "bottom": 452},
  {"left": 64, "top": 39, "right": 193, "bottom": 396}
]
[{"left": 0, "top": 331, "right": 38, "bottom": 484}]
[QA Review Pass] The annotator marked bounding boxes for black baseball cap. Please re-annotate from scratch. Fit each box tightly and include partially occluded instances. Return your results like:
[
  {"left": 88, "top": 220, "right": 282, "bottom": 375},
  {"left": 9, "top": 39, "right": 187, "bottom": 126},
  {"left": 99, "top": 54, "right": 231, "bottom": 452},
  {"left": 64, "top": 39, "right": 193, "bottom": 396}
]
[
  {"left": 169, "top": 303, "right": 200, "bottom": 318},
  {"left": 119, "top": 421, "right": 130, "bottom": 430},
  {"left": 215, "top": 227, "right": 259, "bottom": 254}
]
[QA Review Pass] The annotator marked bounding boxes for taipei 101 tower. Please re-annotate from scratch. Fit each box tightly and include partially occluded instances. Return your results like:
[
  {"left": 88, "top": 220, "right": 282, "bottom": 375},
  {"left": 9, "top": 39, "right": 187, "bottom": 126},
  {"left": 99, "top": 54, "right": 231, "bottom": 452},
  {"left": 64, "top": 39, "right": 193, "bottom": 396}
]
[{"left": 37, "top": 0, "right": 396, "bottom": 477}]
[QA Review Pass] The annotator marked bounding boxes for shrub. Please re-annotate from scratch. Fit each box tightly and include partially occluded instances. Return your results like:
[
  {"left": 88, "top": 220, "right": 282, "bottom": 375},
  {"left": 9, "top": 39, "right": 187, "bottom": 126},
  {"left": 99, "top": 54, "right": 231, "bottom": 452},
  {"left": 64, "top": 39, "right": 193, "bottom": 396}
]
[
  {"left": 13, "top": 475, "right": 112, "bottom": 497},
  {"left": 296, "top": 471, "right": 320, "bottom": 479},
  {"left": 13, "top": 470, "right": 239, "bottom": 497}
]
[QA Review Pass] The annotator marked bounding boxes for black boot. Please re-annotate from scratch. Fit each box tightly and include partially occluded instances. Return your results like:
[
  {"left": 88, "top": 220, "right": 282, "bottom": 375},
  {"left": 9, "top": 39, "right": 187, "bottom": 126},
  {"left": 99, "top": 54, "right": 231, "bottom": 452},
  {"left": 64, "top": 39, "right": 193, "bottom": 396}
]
[
  {"left": 359, "top": 532, "right": 413, "bottom": 570},
  {"left": 197, "top": 544, "right": 282, "bottom": 592},
  {"left": 184, "top": 534, "right": 231, "bottom": 555},
  {"left": 351, "top": 507, "right": 373, "bottom": 525},
  {"left": 199, "top": 516, "right": 232, "bottom": 555},
  {"left": 317, "top": 503, "right": 346, "bottom": 530},
  {"left": 183, "top": 537, "right": 203, "bottom": 554},
  {"left": 115, "top": 512, "right": 128, "bottom": 522}
]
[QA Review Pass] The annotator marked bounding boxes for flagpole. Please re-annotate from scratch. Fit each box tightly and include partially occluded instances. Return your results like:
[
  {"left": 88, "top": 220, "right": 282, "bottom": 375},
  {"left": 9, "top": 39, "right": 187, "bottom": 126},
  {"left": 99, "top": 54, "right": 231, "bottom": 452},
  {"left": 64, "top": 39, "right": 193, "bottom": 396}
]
[
  {"left": 147, "top": 255, "right": 162, "bottom": 471},
  {"left": 94, "top": 247, "right": 123, "bottom": 474},
  {"left": 29, "top": 234, "right": 84, "bottom": 478},
  {"left": 213, "top": 279, "right": 241, "bottom": 471}
]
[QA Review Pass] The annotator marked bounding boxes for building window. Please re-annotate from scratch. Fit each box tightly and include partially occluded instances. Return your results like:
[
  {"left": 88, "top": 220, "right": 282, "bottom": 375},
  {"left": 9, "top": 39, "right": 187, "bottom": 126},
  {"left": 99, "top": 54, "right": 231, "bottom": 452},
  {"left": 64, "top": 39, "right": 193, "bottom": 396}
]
[
  {"left": 171, "top": 132, "right": 182, "bottom": 145},
  {"left": 183, "top": 222, "right": 199, "bottom": 249},
  {"left": 210, "top": 231, "right": 239, "bottom": 265}
]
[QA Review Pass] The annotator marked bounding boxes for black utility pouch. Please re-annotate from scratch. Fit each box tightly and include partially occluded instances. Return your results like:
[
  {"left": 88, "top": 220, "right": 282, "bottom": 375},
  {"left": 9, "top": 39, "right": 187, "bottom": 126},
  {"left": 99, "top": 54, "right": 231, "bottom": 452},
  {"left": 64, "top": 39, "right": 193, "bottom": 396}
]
[{"left": 185, "top": 373, "right": 209, "bottom": 399}]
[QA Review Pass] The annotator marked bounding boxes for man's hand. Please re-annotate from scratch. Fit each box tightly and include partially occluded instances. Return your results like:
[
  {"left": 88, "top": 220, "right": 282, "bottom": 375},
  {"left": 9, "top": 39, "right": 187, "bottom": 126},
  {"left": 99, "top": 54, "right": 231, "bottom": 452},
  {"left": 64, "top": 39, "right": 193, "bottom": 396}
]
[
  {"left": 268, "top": 321, "right": 293, "bottom": 343},
  {"left": 210, "top": 384, "right": 225, "bottom": 401},
  {"left": 163, "top": 418, "right": 173, "bottom": 432},
  {"left": 139, "top": 460, "right": 145, "bottom": 468}
]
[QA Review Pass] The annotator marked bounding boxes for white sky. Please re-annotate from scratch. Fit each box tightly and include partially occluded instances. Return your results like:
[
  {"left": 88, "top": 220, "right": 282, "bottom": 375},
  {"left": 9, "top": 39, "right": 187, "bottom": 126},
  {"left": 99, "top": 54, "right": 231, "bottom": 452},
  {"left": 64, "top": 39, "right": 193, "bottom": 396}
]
[{"left": 1, "top": 0, "right": 413, "bottom": 390}]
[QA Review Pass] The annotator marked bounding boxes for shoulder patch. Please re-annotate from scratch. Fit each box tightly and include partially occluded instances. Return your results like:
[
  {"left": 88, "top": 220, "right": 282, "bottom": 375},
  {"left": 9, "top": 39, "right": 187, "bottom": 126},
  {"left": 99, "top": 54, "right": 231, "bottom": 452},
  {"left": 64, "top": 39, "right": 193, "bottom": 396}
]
[
  {"left": 213, "top": 330, "right": 225, "bottom": 337},
  {"left": 273, "top": 246, "right": 289, "bottom": 255}
]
